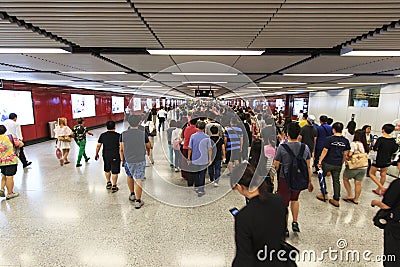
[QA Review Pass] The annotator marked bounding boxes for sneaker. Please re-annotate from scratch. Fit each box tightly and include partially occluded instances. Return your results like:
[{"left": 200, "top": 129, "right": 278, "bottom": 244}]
[
  {"left": 111, "top": 186, "right": 119, "bottom": 193},
  {"left": 129, "top": 193, "right": 136, "bottom": 202},
  {"left": 6, "top": 192, "right": 19, "bottom": 200},
  {"left": 85, "top": 157, "right": 90, "bottom": 163},
  {"left": 285, "top": 229, "right": 290, "bottom": 238},
  {"left": 170, "top": 164, "right": 174, "bottom": 168},
  {"left": 0, "top": 189, "right": 5, "bottom": 197},
  {"left": 76, "top": 163, "right": 82, "bottom": 167},
  {"left": 174, "top": 168, "right": 179, "bottom": 172},
  {"left": 214, "top": 182, "right": 219, "bottom": 187},
  {"left": 292, "top": 222, "right": 300, "bottom": 232},
  {"left": 106, "top": 182, "right": 112, "bottom": 190},
  {"left": 197, "top": 191, "right": 205, "bottom": 197},
  {"left": 135, "top": 199, "right": 144, "bottom": 209}
]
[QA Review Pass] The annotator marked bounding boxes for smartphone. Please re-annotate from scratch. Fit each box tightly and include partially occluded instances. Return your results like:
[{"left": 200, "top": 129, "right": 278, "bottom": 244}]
[{"left": 229, "top": 207, "right": 239, "bottom": 216}]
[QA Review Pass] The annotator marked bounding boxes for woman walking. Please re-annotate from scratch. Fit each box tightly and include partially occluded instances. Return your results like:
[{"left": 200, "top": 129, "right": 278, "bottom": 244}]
[{"left": 54, "top": 117, "right": 73, "bottom": 165}]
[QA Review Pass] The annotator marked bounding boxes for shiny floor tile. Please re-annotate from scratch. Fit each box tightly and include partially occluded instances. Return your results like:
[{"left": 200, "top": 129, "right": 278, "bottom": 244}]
[{"left": 0, "top": 124, "right": 393, "bottom": 266}]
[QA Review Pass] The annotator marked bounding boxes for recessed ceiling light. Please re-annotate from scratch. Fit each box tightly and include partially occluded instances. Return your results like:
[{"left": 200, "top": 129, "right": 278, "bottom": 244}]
[
  {"left": 247, "top": 86, "right": 283, "bottom": 89},
  {"left": 307, "top": 86, "right": 344, "bottom": 89},
  {"left": 128, "top": 85, "right": 162, "bottom": 88},
  {"left": 342, "top": 50, "right": 400, "bottom": 57},
  {"left": 0, "top": 71, "right": 17, "bottom": 74},
  {"left": 182, "top": 81, "right": 227, "bottom": 85},
  {"left": 284, "top": 73, "right": 353, "bottom": 77},
  {"left": 337, "top": 82, "right": 387, "bottom": 85},
  {"left": 22, "top": 80, "right": 73, "bottom": 83},
  {"left": 104, "top": 81, "right": 146, "bottom": 83},
  {"left": 288, "top": 89, "right": 315, "bottom": 92},
  {"left": 260, "top": 82, "right": 307, "bottom": 85},
  {"left": 61, "top": 71, "right": 127, "bottom": 75},
  {"left": 147, "top": 49, "right": 264, "bottom": 56},
  {"left": 172, "top": 73, "right": 237, "bottom": 76},
  {"left": 0, "top": 48, "right": 70, "bottom": 54}
]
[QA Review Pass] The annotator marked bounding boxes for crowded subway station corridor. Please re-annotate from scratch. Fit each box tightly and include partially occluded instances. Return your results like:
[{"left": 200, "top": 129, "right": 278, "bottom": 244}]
[{"left": 1, "top": 1, "right": 400, "bottom": 266}]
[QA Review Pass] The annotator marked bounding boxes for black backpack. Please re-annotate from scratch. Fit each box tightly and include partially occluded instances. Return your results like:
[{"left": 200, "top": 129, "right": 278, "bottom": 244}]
[{"left": 281, "top": 143, "right": 309, "bottom": 191}]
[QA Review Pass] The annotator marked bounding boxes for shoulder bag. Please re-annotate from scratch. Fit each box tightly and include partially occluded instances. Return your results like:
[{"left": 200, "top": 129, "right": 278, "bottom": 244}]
[{"left": 346, "top": 143, "right": 368, "bottom": 169}]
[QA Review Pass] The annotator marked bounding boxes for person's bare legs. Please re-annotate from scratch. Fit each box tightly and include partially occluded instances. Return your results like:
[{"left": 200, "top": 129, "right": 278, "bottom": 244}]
[
  {"left": 127, "top": 176, "right": 134, "bottom": 194},
  {"left": 342, "top": 177, "right": 353, "bottom": 199},
  {"left": 379, "top": 168, "right": 388, "bottom": 189},
  {"left": 369, "top": 166, "right": 384, "bottom": 194},
  {"left": 5, "top": 176, "right": 14, "bottom": 195},
  {"left": 105, "top": 171, "right": 111, "bottom": 183},
  {"left": 63, "top": 149, "right": 70, "bottom": 163},
  {"left": 134, "top": 179, "right": 143, "bottom": 200},
  {"left": 353, "top": 180, "right": 362, "bottom": 203},
  {"left": 111, "top": 174, "right": 118, "bottom": 186},
  {"left": 1, "top": 175, "right": 6, "bottom": 191},
  {"left": 290, "top": 200, "right": 299, "bottom": 223}
]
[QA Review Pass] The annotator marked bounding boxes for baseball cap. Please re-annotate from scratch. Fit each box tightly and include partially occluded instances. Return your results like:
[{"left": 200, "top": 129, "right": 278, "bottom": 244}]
[{"left": 307, "top": 115, "right": 316, "bottom": 124}]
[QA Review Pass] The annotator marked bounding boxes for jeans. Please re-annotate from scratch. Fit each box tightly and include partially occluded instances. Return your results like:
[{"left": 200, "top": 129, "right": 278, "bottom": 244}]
[
  {"left": 76, "top": 139, "right": 89, "bottom": 164},
  {"left": 208, "top": 159, "right": 221, "bottom": 182},
  {"left": 322, "top": 162, "right": 343, "bottom": 201},
  {"left": 173, "top": 149, "right": 181, "bottom": 169},
  {"left": 168, "top": 144, "right": 173, "bottom": 166}
]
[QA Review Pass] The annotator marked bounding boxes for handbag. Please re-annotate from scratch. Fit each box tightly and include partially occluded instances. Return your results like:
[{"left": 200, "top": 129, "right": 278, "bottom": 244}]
[
  {"left": 346, "top": 143, "right": 368, "bottom": 169},
  {"left": 57, "top": 135, "right": 71, "bottom": 142},
  {"left": 7, "top": 134, "right": 20, "bottom": 156}
]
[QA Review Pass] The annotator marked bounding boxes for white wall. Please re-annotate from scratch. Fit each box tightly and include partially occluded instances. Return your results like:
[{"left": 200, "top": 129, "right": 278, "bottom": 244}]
[{"left": 308, "top": 84, "right": 400, "bottom": 135}]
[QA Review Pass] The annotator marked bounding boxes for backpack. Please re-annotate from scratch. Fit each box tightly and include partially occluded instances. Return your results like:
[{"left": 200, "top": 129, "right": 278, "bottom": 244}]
[{"left": 281, "top": 144, "right": 309, "bottom": 191}]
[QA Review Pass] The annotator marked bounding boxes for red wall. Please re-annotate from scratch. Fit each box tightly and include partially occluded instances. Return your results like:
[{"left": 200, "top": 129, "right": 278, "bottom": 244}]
[{"left": 2, "top": 80, "right": 131, "bottom": 141}]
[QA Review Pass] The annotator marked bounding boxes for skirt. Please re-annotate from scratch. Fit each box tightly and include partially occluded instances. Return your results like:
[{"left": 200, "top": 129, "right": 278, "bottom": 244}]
[{"left": 57, "top": 140, "right": 71, "bottom": 150}]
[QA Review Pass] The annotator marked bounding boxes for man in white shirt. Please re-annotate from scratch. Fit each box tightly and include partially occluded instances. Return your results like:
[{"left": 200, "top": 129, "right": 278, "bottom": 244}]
[
  {"left": 3, "top": 113, "right": 32, "bottom": 168},
  {"left": 157, "top": 107, "right": 168, "bottom": 132}
]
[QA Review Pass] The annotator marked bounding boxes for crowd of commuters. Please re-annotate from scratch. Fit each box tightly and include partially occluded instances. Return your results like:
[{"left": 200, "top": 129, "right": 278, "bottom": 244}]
[{"left": 1, "top": 101, "right": 399, "bottom": 266}]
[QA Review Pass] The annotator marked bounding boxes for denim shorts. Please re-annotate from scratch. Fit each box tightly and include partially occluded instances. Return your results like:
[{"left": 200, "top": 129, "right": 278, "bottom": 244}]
[{"left": 125, "top": 161, "right": 146, "bottom": 180}]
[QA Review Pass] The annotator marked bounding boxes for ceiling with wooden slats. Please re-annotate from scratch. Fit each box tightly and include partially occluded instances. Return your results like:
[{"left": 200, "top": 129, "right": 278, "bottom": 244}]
[{"left": 0, "top": 0, "right": 399, "bottom": 98}]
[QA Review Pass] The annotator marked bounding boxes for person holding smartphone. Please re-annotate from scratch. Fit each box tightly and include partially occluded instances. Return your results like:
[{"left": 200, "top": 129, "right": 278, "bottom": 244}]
[{"left": 230, "top": 163, "right": 287, "bottom": 266}]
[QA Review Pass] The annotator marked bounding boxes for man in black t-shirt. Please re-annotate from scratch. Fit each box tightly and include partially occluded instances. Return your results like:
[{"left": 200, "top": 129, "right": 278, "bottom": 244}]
[
  {"left": 317, "top": 122, "right": 350, "bottom": 208},
  {"left": 95, "top": 121, "right": 121, "bottom": 192}
]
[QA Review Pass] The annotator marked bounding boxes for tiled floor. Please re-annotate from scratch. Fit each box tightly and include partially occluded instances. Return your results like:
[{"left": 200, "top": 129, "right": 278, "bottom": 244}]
[{"left": 0, "top": 123, "right": 395, "bottom": 266}]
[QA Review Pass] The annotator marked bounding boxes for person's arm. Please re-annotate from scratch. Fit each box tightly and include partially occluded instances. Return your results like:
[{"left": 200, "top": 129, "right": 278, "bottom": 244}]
[
  {"left": 273, "top": 159, "right": 280, "bottom": 171},
  {"left": 343, "top": 150, "right": 350, "bottom": 164},
  {"left": 145, "top": 141, "right": 151, "bottom": 155},
  {"left": 298, "top": 135, "right": 303, "bottom": 142},
  {"left": 317, "top": 148, "right": 329, "bottom": 167},
  {"left": 188, "top": 148, "right": 192, "bottom": 163},
  {"left": 87, "top": 131, "right": 94, "bottom": 136},
  {"left": 95, "top": 143, "right": 102, "bottom": 160},
  {"left": 222, "top": 143, "right": 226, "bottom": 161},
  {"left": 16, "top": 124, "right": 23, "bottom": 140},
  {"left": 119, "top": 142, "right": 125, "bottom": 166},
  {"left": 306, "top": 158, "right": 314, "bottom": 192},
  {"left": 208, "top": 147, "right": 212, "bottom": 166},
  {"left": 240, "top": 136, "right": 243, "bottom": 152}
]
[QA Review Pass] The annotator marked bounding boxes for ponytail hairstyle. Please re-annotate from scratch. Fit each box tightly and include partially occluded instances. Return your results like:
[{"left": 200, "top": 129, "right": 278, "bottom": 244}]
[
  {"left": 353, "top": 129, "right": 369, "bottom": 153},
  {"left": 230, "top": 163, "right": 270, "bottom": 201}
]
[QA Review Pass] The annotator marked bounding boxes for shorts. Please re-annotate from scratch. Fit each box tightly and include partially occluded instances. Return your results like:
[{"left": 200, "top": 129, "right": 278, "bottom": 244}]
[
  {"left": 0, "top": 164, "right": 18, "bottom": 176},
  {"left": 124, "top": 162, "right": 132, "bottom": 177},
  {"left": 343, "top": 167, "right": 366, "bottom": 181},
  {"left": 371, "top": 163, "right": 390, "bottom": 169},
  {"left": 126, "top": 161, "right": 146, "bottom": 180},
  {"left": 103, "top": 157, "right": 121, "bottom": 174},
  {"left": 277, "top": 177, "right": 301, "bottom": 207},
  {"left": 228, "top": 149, "right": 241, "bottom": 162}
]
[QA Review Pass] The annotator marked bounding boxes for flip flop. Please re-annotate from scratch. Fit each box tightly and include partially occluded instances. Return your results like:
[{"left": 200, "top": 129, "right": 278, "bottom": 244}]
[
  {"left": 372, "top": 189, "right": 381, "bottom": 196},
  {"left": 342, "top": 198, "right": 354, "bottom": 203},
  {"left": 351, "top": 199, "right": 359, "bottom": 205}
]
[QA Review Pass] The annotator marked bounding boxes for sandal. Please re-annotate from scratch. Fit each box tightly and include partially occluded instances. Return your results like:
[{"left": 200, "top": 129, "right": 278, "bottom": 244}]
[
  {"left": 351, "top": 199, "right": 359, "bottom": 205},
  {"left": 106, "top": 182, "right": 112, "bottom": 190},
  {"left": 342, "top": 198, "right": 354, "bottom": 203},
  {"left": 372, "top": 189, "right": 380, "bottom": 196},
  {"left": 59, "top": 159, "right": 64, "bottom": 166}
]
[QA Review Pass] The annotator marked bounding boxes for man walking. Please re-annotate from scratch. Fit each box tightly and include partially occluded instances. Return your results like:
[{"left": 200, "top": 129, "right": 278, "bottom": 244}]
[
  {"left": 3, "top": 113, "right": 31, "bottom": 168},
  {"left": 317, "top": 122, "right": 350, "bottom": 207},
  {"left": 314, "top": 115, "right": 333, "bottom": 172},
  {"left": 274, "top": 122, "right": 313, "bottom": 236},
  {"left": 157, "top": 106, "right": 168, "bottom": 132},
  {"left": 120, "top": 115, "right": 152, "bottom": 209},
  {"left": 72, "top": 118, "right": 93, "bottom": 167},
  {"left": 224, "top": 118, "right": 243, "bottom": 175},
  {"left": 299, "top": 115, "right": 318, "bottom": 160},
  {"left": 95, "top": 121, "right": 121, "bottom": 192},
  {"left": 188, "top": 121, "right": 212, "bottom": 197}
]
